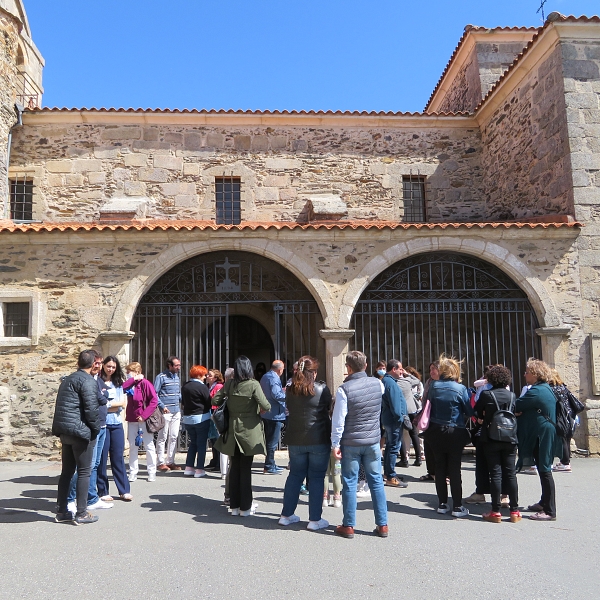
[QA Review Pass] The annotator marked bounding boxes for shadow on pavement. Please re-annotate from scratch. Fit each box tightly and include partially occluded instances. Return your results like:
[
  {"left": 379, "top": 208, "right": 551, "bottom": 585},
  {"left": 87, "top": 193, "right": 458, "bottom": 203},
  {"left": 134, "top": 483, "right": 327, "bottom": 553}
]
[
  {"left": 5, "top": 475, "right": 59, "bottom": 486},
  {"left": 0, "top": 507, "right": 55, "bottom": 524}
]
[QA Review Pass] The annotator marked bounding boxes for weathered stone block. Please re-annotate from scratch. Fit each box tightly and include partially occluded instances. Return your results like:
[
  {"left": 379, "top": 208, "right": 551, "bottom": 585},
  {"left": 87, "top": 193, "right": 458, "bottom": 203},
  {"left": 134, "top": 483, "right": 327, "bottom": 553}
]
[
  {"left": 184, "top": 133, "right": 203, "bottom": 151},
  {"left": 72, "top": 159, "right": 103, "bottom": 173},
  {"left": 563, "top": 60, "right": 600, "bottom": 81},
  {"left": 565, "top": 93, "right": 599, "bottom": 110},
  {"left": 46, "top": 160, "right": 72, "bottom": 173},
  {"left": 124, "top": 181, "right": 147, "bottom": 196},
  {"left": 123, "top": 153, "right": 147, "bottom": 167},
  {"left": 263, "top": 175, "right": 289, "bottom": 187},
  {"left": 65, "top": 173, "right": 84, "bottom": 186},
  {"left": 266, "top": 158, "right": 302, "bottom": 170},
  {"left": 183, "top": 163, "right": 200, "bottom": 176},
  {"left": 270, "top": 136, "right": 288, "bottom": 150},
  {"left": 255, "top": 187, "right": 279, "bottom": 202},
  {"left": 93, "top": 147, "right": 119, "bottom": 159},
  {"left": 160, "top": 182, "right": 196, "bottom": 196},
  {"left": 132, "top": 141, "right": 171, "bottom": 152},
  {"left": 101, "top": 127, "right": 142, "bottom": 140},
  {"left": 143, "top": 128, "right": 159, "bottom": 141},
  {"left": 153, "top": 155, "right": 183, "bottom": 171},
  {"left": 164, "top": 133, "right": 183, "bottom": 144},
  {"left": 251, "top": 136, "right": 269, "bottom": 151},
  {"left": 113, "top": 168, "right": 130, "bottom": 182},
  {"left": 138, "top": 168, "right": 169, "bottom": 182},
  {"left": 174, "top": 194, "right": 199, "bottom": 207},
  {"left": 206, "top": 133, "right": 224, "bottom": 148},
  {"left": 47, "top": 174, "right": 63, "bottom": 187},
  {"left": 234, "top": 135, "right": 251, "bottom": 150},
  {"left": 292, "top": 139, "right": 307, "bottom": 152}
]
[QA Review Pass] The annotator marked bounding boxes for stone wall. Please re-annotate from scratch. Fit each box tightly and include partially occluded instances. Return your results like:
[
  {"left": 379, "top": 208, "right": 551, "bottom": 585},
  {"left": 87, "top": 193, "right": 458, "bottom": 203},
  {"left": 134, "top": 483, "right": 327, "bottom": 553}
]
[
  {"left": 560, "top": 37, "right": 600, "bottom": 451},
  {"left": 10, "top": 121, "right": 485, "bottom": 223},
  {"left": 437, "top": 48, "right": 483, "bottom": 114},
  {"left": 0, "top": 225, "right": 585, "bottom": 458},
  {"left": 480, "top": 45, "right": 575, "bottom": 219}
]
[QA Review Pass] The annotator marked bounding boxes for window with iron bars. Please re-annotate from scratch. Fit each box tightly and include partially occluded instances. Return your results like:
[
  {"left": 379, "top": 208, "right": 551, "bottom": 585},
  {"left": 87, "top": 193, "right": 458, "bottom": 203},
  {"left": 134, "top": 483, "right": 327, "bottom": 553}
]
[
  {"left": 215, "top": 176, "right": 241, "bottom": 225},
  {"left": 402, "top": 175, "right": 426, "bottom": 223},
  {"left": 10, "top": 177, "right": 34, "bottom": 221},
  {"left": 2, "top": 302, "right": 30, "bottom": 338}
]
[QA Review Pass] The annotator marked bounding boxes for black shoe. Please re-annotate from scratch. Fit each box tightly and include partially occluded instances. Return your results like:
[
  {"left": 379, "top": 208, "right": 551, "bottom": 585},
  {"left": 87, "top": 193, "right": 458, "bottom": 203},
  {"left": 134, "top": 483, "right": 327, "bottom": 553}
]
[
  {"left": 205, "top": 465, "right": 220, "bottom": 472},
  {"left": 55, "top": 512, "right": 74, "bottom": 524},
  {"left": 413, "top": 460, "right": 422, "bottom": 467},
  {"left": 74, "top": 511, "right": 99, "bottom": 525},
  {"left": 397, "top": 460, "right": 409, "bottom": 468}
]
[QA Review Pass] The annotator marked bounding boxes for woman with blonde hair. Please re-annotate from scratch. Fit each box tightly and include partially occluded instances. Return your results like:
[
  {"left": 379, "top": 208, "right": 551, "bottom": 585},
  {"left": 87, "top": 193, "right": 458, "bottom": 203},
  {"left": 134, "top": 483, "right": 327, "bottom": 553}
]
[
  {"left": 516, "top": 359, "right": 562, "bottom": 520},
  {"left": 123, "top": 362, "right": 159, "bottom": 482},
  {"left": 423, "top": 354, "right": 473, "bottom": 517},
  {"left": 278, "top": 355, "right": 332, "bottom": 530}
]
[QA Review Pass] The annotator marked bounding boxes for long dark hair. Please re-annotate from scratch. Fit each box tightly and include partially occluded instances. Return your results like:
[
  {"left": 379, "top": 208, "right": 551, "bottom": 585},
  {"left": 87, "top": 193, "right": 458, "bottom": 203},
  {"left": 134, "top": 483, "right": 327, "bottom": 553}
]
[
  {"left": 102, "top": 355, "right": 125, "bottom": 387},
  {"left": 234, "top": 355, "right": 254, "bottom": 383},
  {"left": 290, "top": 355, "right": 318, "bottom": 396}
]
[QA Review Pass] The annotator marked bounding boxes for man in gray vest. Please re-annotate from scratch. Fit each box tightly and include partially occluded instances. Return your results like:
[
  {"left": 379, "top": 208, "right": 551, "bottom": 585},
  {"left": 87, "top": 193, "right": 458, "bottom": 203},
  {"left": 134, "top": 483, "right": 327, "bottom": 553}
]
[{"left": 331, "top": 350, "right": 388, "bottom": 538}]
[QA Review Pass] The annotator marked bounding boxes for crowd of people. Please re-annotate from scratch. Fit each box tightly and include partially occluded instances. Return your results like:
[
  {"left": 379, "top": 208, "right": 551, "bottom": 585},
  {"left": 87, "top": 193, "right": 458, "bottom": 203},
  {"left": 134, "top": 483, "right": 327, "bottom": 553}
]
[{"left": 51, "top": 347, "right": 584, "bottom": 533}]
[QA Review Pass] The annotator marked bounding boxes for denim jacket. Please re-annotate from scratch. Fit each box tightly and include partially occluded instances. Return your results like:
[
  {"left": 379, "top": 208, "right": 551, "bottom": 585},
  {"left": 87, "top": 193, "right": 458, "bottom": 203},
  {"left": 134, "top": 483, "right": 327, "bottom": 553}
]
[{"left": 428, "top": 377, "right": 473, "bottom": 428}]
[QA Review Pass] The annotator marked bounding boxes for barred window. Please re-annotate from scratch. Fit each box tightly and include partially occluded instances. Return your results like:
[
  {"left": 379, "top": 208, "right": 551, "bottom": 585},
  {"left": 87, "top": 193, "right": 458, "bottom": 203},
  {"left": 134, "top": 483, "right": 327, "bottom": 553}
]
[
  {"left": 402, "top": 175, "right": 426, "bottom": 223},
  {"left": 2, "top": 302, "right": 30, "bottom": 338},
  {"left": 10, "top": 177, "right": 33, "bottom": 221},
  {"left": 215, "top": 177, "right": 241, "bottom": 225}
]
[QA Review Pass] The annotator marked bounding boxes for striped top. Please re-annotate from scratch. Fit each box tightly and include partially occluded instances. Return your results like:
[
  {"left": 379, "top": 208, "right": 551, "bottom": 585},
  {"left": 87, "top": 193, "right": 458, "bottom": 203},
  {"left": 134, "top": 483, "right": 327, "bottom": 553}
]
[{"left": 154, "top": 370, "right": 181, "bottom": 414}]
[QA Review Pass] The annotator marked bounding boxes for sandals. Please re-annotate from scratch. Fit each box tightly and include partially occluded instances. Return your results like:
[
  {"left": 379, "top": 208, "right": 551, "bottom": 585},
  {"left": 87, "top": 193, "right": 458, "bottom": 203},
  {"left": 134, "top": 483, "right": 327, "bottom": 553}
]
[
  {"left": 419, "top": 473, "right": 435, "bottom": 481},
  {"left": 100, "top": 495, "right": 114, "bottom": 502},
  {"left": 120, "top": 493, "right": 133, "bottom": 502}
]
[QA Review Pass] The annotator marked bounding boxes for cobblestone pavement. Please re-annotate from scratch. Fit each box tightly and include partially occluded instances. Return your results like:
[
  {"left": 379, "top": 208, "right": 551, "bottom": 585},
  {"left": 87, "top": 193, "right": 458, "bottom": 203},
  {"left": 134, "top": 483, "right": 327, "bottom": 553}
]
[{"left": 0, "top": 454, "right": 598, "bottom": 600}]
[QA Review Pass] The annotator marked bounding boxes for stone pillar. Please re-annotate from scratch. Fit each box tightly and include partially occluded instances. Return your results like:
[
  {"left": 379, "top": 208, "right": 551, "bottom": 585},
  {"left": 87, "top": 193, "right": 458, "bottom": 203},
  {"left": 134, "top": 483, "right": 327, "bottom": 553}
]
[
  {"left": 535, "top": 326, "right": 573, "bottom": 368},
  {"left": 98, "top": 331, "right": 135, "bottom": 366},
  {"left": 319, "top": 329, "right": 354, "bottom": 392}
]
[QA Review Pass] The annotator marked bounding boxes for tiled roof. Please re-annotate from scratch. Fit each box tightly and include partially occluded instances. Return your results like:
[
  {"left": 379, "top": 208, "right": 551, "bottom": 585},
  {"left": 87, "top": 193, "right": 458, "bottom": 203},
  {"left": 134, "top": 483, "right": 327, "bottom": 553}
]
[
  {"left": 29, "top": 107, "right": 472, "bottom": 117},
  {"left": 0, "top": 219, "right": 581, "bottom": 234}
]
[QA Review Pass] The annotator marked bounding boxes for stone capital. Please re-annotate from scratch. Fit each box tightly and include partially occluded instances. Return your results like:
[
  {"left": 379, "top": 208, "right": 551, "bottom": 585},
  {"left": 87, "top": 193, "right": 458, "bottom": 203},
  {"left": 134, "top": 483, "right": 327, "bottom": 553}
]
[
  {"left": 319, "top": 328, "right": 355, "bottom": 341},
  {"left": 98, "top": 330, "right": 135, "bottom": 342},
  {"left": 535, "top": 326, "right": 573, "bottom": 337}
]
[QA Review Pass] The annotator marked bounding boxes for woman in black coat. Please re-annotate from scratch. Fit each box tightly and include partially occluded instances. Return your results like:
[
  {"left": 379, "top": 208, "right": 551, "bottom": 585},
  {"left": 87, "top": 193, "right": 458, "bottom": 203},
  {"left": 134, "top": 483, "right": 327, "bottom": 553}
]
[
  {"left": 278, "top": 355, "right": 332, "bottom": 531},
  {"left": 475, "top": 365, "right": 520, "bottom": 523}
]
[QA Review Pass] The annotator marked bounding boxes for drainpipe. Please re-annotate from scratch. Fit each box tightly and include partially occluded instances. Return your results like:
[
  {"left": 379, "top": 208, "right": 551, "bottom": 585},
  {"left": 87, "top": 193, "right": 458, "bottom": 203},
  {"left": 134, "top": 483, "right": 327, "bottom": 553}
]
[{"left": 4, "top": 102, "right": 23, "bottom": 219}]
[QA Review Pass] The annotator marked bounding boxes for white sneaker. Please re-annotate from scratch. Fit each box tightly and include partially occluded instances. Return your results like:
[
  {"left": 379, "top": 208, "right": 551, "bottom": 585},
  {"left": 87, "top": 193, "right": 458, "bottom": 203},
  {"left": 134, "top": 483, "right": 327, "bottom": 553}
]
[
  {"left": 524, "top": 466, "right": 538, "bottom": 475},
  {"left": 333, "top": 497, "right": 342, "bottom": 508},
  {"left": 437, "top": 504, "right": 450, "bottom": 514},
  {"left": 148, "top": 473, "right": 156, "bottom": 482},
  {"left": 356, "top": 481, "right": 370, "bottom": 498},
  {"left": 552, "top": 463, "right": 572, "bottom": 472},
  {"left": 323, "top": 496, "right": 329, "bottom": 509},
  {"left": 240, "top": 503, "right": 258, "bottom": 517},
  {"left": 278, "top": 514, "right": 300, "bottom": 526},
  {"left": 307, "top": 518, "right": 329, "bottom": 531},
  {"left": 230, "top": 508, "right": 240, "bottom": 516},
  {"left": 194, "top": 469, "right": 206, "bottom": 478},
  {"left": 451, "top": 506, "right": 469, "bottom": 518},
  {"left": 67, "top": 501, "right": 76, "bottom": 514},
  {"left": 88, "top": 499, "right": 113, "bottom": 510},
  {"left": 221, "top": 474, "right": 227, "bottom": 480},
  {"left": 183, "top": 467, "right": 195, "bottom": 476},
  {"left": 128, "top": 473, "right": 137, "bottom": 482}
]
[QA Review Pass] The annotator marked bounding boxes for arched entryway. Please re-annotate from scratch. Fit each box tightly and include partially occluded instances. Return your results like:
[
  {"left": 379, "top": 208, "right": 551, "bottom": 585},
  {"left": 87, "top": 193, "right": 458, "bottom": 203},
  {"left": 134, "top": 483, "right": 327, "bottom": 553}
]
[
  {"left": 350, "top": 252, "right": 541, "bottom": 391},
  {"left": 131, "top": 251, "right": 324, "bottom": 383}
]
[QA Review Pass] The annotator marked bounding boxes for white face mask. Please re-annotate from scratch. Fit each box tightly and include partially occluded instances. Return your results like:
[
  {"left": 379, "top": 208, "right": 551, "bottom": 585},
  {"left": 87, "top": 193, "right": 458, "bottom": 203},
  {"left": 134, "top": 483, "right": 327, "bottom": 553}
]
[{"left": 377, "top": 369, "right": 386, "bottom": 377}]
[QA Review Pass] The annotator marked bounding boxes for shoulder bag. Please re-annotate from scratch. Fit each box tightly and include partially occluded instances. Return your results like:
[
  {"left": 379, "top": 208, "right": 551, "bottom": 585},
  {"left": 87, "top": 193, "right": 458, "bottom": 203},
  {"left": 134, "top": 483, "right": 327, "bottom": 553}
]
[
  {"left": 211, "top": 380, "right": 231, "bottom": 437},
  {"left": 146, "top": 404, "right": 165, "bottom": 434}
]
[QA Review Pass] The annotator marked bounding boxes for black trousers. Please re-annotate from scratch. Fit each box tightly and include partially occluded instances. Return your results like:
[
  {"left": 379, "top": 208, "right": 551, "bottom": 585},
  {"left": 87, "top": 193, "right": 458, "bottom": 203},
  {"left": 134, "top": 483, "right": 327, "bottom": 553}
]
[
  {"left": 229, "top": 445, "right": 254, "bottom": 511},
  {"left": 426, "top": 423, "right": 470, "bottom": 507},
  {"left": 533, "top": 440, "right": 556, "bottom": 517},
  {"left": 57, "top": 434, "right": 95, "bottom": 516},
  {"left": 401, "top": 414, "right": 422, "bottom": 463},
  {"left": 473, "top": 436, "right": 491, "bottom": 494},
  {"left": 424, "top": 439, "right": 435, "bottom": 476},
  {"left": 482, "top": 442, "right": 518, "bottom": 511},
  {"left": 560, "top": 435, "right": 571, "bottom": 465}
]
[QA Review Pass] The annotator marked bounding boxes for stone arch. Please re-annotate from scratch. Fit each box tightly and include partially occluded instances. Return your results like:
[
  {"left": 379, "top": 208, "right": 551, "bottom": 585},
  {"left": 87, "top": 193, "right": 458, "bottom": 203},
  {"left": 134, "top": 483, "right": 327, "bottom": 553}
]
[
  {"left": 109, "top": 238, "right": 337, "bottom": 332},
  {"left": 338, "top": 237, "right": 561, "bottom": 329}
]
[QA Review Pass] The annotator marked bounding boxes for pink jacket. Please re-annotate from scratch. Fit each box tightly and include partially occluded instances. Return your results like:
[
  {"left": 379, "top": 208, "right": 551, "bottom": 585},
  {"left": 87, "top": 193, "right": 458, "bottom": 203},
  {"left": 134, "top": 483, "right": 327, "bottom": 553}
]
[{"left": 124, "top": 378, "right": 159, "bottom": 422}]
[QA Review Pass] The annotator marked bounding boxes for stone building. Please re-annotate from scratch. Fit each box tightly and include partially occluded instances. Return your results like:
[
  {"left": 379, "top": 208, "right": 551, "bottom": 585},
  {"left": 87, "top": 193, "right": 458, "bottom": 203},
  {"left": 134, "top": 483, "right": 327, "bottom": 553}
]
[{"left": 0, "top": 2, "right": 599, "bottom": 458}]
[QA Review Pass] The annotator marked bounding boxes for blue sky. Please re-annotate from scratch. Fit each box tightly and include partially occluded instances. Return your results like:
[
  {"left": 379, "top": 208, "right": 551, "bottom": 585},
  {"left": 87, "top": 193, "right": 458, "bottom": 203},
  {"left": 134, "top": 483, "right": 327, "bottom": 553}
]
[{"left": 24, "top": 0, "right": 600, "bottom": 113}]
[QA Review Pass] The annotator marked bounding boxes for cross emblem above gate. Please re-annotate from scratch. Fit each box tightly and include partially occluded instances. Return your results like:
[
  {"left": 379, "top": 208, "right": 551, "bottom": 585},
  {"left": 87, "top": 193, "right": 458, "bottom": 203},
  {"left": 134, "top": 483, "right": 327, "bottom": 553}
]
[{"left": 215, "top": 257, "right": 241, "bottom": 292}]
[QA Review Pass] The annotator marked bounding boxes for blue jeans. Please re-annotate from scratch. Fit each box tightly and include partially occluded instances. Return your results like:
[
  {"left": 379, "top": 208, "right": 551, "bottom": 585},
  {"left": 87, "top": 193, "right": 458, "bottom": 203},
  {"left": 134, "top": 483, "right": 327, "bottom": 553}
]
[
  {"left": 262, "top": 419, "right": 283, "bottom": 470},
  {"left": 185, "top": 420, "right": 210, "bottom": 469},
  {"left": 67, "top": 427, "right": 105, "bottom": 506},
  {"left": 282, "top": 444, "right": 330, "bottom": 522},
  {"left": 340, "top": 443, "right": 388, "bottom": 527},
  {"left": 383, "top": 423, "right": 402, "bottom": 479}
]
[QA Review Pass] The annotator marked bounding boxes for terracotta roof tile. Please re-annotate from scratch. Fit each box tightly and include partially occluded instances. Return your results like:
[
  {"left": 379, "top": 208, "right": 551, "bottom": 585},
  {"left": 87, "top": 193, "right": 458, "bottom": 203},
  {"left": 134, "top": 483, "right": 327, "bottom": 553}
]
[{"left": 0, "top": 219, "right": 582, "bottom": 234}]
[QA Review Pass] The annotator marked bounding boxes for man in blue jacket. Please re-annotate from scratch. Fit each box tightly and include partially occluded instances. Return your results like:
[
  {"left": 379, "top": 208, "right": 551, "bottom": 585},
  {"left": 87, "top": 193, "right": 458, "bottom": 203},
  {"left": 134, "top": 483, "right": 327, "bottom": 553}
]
[
  {"left": 260, "top": 360, "right": 286, "bottom": 474},
  {"left": 381, "top": 359, "right": 409, "bottom": 488}
]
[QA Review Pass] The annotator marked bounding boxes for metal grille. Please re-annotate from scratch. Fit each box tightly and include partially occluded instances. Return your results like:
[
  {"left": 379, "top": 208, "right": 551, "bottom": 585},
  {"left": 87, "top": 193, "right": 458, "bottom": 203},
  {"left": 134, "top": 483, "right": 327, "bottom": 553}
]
[
  {"left": 350, "top": 252, "right": 541, "bottom": 392},
  {"left": 215, "top": 177, "right": 241, "bottom": 225},
  {"left": 131, "top": 252, "right": 324, "bottom": 385},
  {"left": 402, "top": 174, "right": 426, "bottom": 223},
  {"left": 3, "top": 302, "right": 29, "bottom": 337},
  {"left": 10, "top": 177, "right": 33, "bottom": 221}
]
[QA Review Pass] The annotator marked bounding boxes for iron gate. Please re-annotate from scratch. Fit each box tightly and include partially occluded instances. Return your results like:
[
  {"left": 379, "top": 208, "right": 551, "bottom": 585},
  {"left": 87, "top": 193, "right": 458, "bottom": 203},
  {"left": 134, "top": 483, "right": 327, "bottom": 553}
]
[{"left": 351, "top": 252, "right": 541, "bottom": 392}]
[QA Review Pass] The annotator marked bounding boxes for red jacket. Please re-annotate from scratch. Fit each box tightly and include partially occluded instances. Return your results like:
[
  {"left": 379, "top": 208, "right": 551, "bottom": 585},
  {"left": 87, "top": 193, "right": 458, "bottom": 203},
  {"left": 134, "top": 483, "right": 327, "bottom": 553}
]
[{"left": 124, "top": 378, "right": 159, "bottom": 422}]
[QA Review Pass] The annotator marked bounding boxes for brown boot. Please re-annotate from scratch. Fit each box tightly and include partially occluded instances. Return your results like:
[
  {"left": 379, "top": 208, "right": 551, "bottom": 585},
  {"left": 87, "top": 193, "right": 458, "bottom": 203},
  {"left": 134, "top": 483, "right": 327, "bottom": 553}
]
[
  {"left": 374, "top": 525, "right": 389, "bottom": 537},
  {"left": 335, "top": 525, "right": 355, "bottom": 538}
]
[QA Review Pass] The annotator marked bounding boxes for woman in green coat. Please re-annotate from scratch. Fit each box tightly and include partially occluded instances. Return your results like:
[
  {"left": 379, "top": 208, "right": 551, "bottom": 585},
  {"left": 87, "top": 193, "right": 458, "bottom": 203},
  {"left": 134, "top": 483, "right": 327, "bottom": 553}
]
[
  {"left": 213, "top": 356, "right": 270, "bottom": 517},
  {"left": 516, "top": 358, "right": 561, "bottom": 521}
]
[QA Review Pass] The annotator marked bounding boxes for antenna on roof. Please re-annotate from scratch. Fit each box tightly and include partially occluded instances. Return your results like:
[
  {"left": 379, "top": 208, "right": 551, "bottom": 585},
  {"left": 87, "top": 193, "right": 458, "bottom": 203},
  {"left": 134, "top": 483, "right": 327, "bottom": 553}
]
[{"left": 536, "top": 0, "right": 548, "bottom": 22}]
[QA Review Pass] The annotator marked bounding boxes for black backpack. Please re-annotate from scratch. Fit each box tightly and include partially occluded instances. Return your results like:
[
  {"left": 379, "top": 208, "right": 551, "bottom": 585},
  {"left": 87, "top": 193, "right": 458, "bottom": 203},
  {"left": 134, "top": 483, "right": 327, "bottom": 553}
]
[
  {"left": 487, "top": 391, "right": 518, "bottom": 444},
  {"left": 543, "top": 398, "right": 573, "bottom": 438}
]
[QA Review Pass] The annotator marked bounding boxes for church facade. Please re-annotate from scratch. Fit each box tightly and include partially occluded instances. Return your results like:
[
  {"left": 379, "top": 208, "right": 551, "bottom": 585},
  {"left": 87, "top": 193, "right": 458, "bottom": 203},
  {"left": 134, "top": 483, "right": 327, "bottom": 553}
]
[{"left": 0, "top": 2, "right": 599, "bottom": 458}]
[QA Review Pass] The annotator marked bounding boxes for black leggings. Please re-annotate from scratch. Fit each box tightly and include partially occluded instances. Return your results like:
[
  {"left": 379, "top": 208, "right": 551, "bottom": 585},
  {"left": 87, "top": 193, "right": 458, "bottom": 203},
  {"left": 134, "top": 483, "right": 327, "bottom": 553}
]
[
  {"left": 560, "top": 436, "right": 571, "bottom": 465},
  {"left": 401, "top": 414, "right": 422, "bottom": 462},
  {"left": 533, "top": 440, "right": 556, "bottom": 517},
  {"left": 57, "top": 434, "right": 95, "bottom": 516},
  {"left": 426, "top": 424, "right": 470, "bottom": 507},
  {"left": 483, "top": 442, "right": 518, "bottom": 511},
  {"left": 229, "top": 445, "right": 254, "bottom": 511}
]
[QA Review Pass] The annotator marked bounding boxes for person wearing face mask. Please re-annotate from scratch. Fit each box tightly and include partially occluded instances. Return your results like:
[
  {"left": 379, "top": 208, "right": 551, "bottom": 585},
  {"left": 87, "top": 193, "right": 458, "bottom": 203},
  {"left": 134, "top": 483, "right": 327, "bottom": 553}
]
[{"left": 419, "top": 361, "right": 440, "bottom": 482}]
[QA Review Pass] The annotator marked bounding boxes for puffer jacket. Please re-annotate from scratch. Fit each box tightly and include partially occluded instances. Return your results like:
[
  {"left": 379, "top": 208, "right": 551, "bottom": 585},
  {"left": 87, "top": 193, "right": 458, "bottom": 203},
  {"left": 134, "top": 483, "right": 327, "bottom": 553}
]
[
  {"left": 52, "top": 369, "right": 101, "bottom": 441},
  {"left": 284, "top": 381, "right": 332, "bottom": 446}
]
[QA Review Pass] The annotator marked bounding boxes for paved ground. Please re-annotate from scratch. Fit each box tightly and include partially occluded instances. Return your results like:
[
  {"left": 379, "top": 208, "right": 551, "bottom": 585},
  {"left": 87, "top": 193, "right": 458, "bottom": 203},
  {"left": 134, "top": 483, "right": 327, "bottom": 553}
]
[{"left": 0, "top": 454, "right": 598, "bottom": 600}]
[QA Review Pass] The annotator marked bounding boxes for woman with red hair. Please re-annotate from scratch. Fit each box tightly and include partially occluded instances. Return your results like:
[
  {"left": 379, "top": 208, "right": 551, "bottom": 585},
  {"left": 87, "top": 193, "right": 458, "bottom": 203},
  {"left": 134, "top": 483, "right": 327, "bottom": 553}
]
[{"left": 181, "top": 365, "right": 212, "bottom": 478}]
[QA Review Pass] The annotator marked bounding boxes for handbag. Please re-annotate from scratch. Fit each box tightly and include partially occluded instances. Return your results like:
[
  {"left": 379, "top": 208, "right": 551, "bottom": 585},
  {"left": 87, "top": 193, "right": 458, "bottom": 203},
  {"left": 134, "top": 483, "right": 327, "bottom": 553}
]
[
  {"left": 415, "top": 399, "right": 431, "bottom": 432},
  {"left": 145, "top": 406, "right": 165, "bottom": 434},
  {"left": 567, "top": 390, "right": 585, "bottom": 415},
  {"left": 211, "top": 381, "right": 231, "bottom": 436}
]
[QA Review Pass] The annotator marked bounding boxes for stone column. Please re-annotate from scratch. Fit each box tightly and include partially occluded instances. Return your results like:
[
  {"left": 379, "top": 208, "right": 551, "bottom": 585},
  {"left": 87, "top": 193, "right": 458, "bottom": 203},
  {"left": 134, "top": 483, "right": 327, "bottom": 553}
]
[
  {"left": 319, "top": 329, "right": 354, "bottom": 392},
  {"left": 98, "top": 330, "right": 135, "bottom": 366},
  {"left": 535, "top": 326, "right": 573, "bottom": 368}
]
